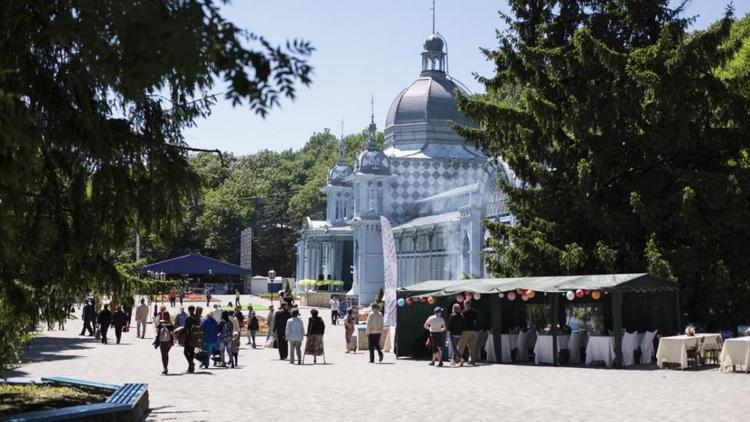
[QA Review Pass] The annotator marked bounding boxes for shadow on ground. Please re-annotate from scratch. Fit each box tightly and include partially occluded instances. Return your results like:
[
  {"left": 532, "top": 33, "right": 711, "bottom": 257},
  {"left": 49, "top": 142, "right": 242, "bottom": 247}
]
[{"left": 1, "top": 336, "right": 95, "bottom": 378}]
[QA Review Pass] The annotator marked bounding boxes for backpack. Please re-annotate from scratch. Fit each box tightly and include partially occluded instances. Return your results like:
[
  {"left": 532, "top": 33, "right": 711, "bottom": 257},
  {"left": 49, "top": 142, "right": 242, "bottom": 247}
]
[
  {"left": 220, "top": 321, "right": 233, "bottom": 343},
  {"left": 160, "top": 326, "right": 172, "bottom": 343}
]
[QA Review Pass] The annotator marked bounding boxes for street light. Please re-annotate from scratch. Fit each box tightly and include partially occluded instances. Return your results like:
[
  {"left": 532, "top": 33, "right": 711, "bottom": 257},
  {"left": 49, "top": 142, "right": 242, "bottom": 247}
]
[{"left": 268, "top": 269, "right": 276, "bottom": 306}]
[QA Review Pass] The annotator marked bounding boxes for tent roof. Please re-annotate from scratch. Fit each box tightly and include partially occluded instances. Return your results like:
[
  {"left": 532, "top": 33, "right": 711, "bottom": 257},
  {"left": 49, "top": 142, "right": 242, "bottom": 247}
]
[
  {"left": 399, "top": 273, "right": 676, "bottom": 297},
  {"left": 142, "top": 254, "right": 251, "bottom": 276}
]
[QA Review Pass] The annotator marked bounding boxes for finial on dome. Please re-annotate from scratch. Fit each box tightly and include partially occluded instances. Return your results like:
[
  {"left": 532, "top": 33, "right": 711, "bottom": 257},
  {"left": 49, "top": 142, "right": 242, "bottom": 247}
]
[
  {"left": 368, "top": 95, "right": 377, "bottom": 146},
  {"left": 337, "top": 118, "right": 346, "bottom": 164},
  {"left": 421, "top": 1, "right": 446, "bottom": 75}
]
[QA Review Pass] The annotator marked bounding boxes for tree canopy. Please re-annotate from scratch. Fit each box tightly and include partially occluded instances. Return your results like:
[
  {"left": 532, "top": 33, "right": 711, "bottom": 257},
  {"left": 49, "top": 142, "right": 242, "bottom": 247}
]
[
  {"left": 0, "top": 0, "right": 312, "bottom": 366},
  {"left": 458, "top": 1, "right": 750, "bottom": 328}
]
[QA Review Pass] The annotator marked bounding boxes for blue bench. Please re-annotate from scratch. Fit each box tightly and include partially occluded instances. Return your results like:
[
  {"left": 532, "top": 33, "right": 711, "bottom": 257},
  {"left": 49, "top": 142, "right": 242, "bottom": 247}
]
[{"left": 1, "top": 378, "right": 148, "bottom": 422}]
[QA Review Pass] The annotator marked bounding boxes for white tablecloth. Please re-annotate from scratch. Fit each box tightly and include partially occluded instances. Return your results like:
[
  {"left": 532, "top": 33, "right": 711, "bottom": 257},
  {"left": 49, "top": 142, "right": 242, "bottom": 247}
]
[
  {"left": 484, "top": 334, "right": 520, "bottom": 363},
  {"left": 585, "top": 336, "right": 615, "bottom": 367},
  {"left": 568, "top": 332, "right": 588, "bottom": 364},
  {"left": 655, "top": 333, "right": 722, "bottom": 369},
  {"left": 534, "top": 334, "right": 570, "bottom": 364},
  {"left": 720, "top": 337, "right": 750, "bottom": 373}
]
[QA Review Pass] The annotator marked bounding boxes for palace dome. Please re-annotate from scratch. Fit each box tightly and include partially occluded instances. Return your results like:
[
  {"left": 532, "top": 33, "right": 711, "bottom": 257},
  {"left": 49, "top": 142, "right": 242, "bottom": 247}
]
[
  {"left": 327, "top": 163, "right": 353, "bottom": 186},
  {"left": 385, "top": 72, "right": 470, "bottom": 128}
]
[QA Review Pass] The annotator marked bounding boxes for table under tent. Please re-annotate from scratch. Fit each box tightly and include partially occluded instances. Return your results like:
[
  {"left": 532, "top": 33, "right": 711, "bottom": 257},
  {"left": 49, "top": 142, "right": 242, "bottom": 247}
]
[{"left": 395, "top": 273, "right": 680, "bottom": 367}]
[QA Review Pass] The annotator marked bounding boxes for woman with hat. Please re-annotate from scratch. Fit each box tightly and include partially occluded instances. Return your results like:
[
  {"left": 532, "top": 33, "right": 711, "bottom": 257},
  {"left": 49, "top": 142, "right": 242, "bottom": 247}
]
[{"left": 424, "top": 306, "right": 446, "bottom": 367}]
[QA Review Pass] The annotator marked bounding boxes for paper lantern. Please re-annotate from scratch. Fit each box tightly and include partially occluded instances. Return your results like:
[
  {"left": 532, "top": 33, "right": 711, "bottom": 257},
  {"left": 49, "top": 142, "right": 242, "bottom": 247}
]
[
  {"left": 420, "top": 296, "right": 428, "bottom": 303},
  {"left": 406, "top": 298, "right": 413, "bottom": 305},
  {"left": 591, "top": 291, "right": 602, "bottom": 300},
  {"left": 498, "top": 292, "right": 505, "bottom": 298},
  {"left": 397, "top": 298, "right": 405, "bottom": 307},
  {"left": 521, "top": 294, "right": 529, "bottom": 302},
  {"left": 427, "top": 296, "right": 436, "bottom": 305},
  {"left": 526, "top": 290, "right": 536, "bottom": 299},
  {"left": 507, "top": 291, "right": 517, "bottom": 301},
  {"left": 575, "top": 289, "right": 584, "bottom": 298},
  {"left": 566, "top": 290, "right": 575, "bottom": 301},
  {"left": 456, "top": 294, "right": 465, "bottom": 303},
  {"left": 473, "top": 292, "right": 481, "bottom": 300}
]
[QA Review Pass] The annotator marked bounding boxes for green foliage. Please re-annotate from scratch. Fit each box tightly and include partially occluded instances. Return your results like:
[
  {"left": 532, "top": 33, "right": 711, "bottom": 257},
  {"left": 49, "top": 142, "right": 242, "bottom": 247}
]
[
  {"left": 0, "top": 0, "right": 313, "bottom": 367},
  {"left": 460, "top": 1, "right": 750, "bottom": 327}
]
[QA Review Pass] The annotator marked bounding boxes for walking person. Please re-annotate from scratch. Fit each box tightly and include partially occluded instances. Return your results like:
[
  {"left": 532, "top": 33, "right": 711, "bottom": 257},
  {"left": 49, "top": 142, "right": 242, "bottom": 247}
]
[
  {"left": 234, "top": 306, "right": 245, "bottom": 333},
  {"left": 157, "top": 311, "right": 174, "bottom": 375},
  {"left": 456, "top": 300, "right": 479, "bottom": 366},
  {"left": 79, "top": 299, "right": 95, "bottom": 336},
  {"left": 97, "top": 304, "right": 112, "bottom": 344},
  {"left": 231, "top": 332, "right": 240, "bottom": 367},
  {"left": 175, "top": 307, "right": 187, "bottom": 328},
  {"left": 344, "top": 308, "right": 356, "bottom": 353},
  {"left": 424, "top": 307, "right": 446, "bottom": 367},
  {"left": 200, "top": 309, "right": 220, "bottom": 369},
  {"left": 305, "top": 309, "right": 325, "bottom": 364},
  {"left": 135, "top": 299, "right": 149, "bottom": 339},
  {"left": 205, "top": 287, "right": 212, "bottom": 307},
  {"left": 234, "top": 289, "right": 241, "bottom": 307},
  {"left": 178, "top": 286, "right": 185, "bottom": 306},
  {"left": 218, "top": 311, "right": 234, "bottom": 367},
  {"left": 266, "top": 305, "right": 275, "bottom": 341},
  {"left": 274, "top": 303, "right": 291, "bottom": 360},
  {"left": 247, "top": 309, "right": 259, "bottom": 348},
  {"left": 448, "top": 303, "right": 464, "bottom": 365},
  {"left": 285, "top": 309, "right": 304, "bottom": 365},
  {"left": 112, "top": 305, "right": 128, "bottom": 344},
  {"left": 366, "top": 303, "right": 384, "bottom": 363},
  {"left": 182, "top": 306, "right": 198, "bottom": 373},
  {"left": 329, "top": 295, "right": 340, "bottom": 325},
  {"left": 169, "top": 287, "right": 177, "bottom": 308}
]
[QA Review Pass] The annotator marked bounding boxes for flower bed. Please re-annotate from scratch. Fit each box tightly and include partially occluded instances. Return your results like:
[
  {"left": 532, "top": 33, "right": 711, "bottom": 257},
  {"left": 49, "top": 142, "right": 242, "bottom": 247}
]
[{"left": 0, "top": 383, "right": 110, "bottom": 417}]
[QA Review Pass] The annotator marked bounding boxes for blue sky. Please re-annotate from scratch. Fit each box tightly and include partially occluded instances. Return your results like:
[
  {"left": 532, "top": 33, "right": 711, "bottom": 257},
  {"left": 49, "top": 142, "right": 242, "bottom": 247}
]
[{"left": 183, "top": 0, "right": 748, "bottom": 155}]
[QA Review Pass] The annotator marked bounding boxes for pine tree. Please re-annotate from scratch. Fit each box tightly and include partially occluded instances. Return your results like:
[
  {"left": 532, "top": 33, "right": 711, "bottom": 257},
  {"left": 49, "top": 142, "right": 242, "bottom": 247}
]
[{"left": 458, "top": 1, "right": 750, "bottom": 327}]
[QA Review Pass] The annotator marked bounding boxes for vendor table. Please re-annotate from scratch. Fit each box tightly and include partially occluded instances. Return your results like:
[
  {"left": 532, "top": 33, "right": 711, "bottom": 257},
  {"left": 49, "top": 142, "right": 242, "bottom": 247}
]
[
  {"left": 719, "top": 337, "right": 750, "bottom": 373},
  {"left": 568, "top": 331, "right": 588, "bottom": 364},
  {"left": 585, "top": 336, "right": 615, "bottom": 367},
  {"left": 484, "top": 334, "right": 520, "bottom": 363},
  {"left": 533, "top": 334, "right": 570, "bottom": 365},
  {"left": 656, "top": 333, "right": 722, "bottom": 369}
]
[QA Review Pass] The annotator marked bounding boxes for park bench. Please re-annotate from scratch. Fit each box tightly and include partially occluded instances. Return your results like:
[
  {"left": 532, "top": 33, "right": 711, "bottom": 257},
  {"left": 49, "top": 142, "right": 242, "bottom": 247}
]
[{"left": 2, "top": 378, "right": 148, "bottom": 422}]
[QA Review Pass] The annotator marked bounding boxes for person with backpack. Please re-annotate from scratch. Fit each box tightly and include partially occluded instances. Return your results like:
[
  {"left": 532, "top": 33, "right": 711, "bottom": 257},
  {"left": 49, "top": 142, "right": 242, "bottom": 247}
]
[
  {"left": 97, "top": 304, "right": 113, "bottom": 344},
  {"left": 218, "top": 311, "right": 235, "bottom": 368},
  {"left": 247, "top": 309, "right": 259, "bottom": 349},
  {"left": 157, "top": 311, "right": 174, "bottom": 375},
  {"left": 182, "top": 306, "right": 198, "bottom": 373}
]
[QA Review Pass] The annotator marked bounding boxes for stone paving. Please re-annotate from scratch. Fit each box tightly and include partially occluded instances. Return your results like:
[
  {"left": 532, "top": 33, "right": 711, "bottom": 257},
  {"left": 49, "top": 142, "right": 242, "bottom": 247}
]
[{"left": 3, "top": 294, "right": 749, "bottom": 421}]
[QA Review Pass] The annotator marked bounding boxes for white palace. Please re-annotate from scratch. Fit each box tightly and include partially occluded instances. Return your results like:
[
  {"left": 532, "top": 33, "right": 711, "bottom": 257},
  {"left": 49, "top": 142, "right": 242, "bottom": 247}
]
[{"left": 295, "top": 30, "right": 518, "bottom": 304}]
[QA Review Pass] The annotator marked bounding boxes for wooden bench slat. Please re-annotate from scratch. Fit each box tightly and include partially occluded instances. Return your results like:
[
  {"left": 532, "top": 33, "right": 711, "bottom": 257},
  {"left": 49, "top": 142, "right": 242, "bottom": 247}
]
[{"left": 1, "top": 402, "right": 130, "bottom": 421}]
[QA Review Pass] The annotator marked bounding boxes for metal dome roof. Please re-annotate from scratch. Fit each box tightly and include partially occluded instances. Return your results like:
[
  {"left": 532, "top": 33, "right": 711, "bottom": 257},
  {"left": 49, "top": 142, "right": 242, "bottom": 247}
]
[
  {"left": 385, "top": 72, "right": 470, "bottom": 128},
  {"left": 327, "top": 163, "right": 353, "bottom": 186}
]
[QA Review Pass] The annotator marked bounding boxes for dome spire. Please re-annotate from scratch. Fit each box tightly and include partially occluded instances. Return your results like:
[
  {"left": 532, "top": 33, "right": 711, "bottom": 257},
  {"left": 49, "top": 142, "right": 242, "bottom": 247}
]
[
  {"left": 422, "top": 1, "right": 446, "bottom": 75},
  {"left": 337, "top": 117, "right": 346, "bottom": 164},
  {"left": 431, "top": 0, "right": 436, "bottom": 34},
  {"left": 367, "top": 95, "right": 377, "bottom": 147}
]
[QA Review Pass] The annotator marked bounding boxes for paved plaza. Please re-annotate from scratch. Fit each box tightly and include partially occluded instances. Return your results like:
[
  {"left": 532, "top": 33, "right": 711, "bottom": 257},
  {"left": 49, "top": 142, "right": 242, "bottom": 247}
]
[{"left": 3, "top": 295, "right": 749, "bottom": 421}]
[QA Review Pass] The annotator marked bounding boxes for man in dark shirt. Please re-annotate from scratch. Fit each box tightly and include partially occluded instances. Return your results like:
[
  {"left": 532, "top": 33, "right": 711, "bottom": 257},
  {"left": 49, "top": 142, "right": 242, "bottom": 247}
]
[
  {"left": 112, "top": 306, "right": 128, "bottom": 344},
  {"left": 79, "top": 300, "right": 94, "bottom": 336},
  {"left": 183, "top": 306, "right": 197, "bottom": 373},
  {"left": 97, "top": 304, "right": 113, "bottom": 344},
  {"left": 274, "top": 303, "right": 291, "bottom": 360},
  {"left": 456, "top": 299, "right": 478, "bottom": 366}
]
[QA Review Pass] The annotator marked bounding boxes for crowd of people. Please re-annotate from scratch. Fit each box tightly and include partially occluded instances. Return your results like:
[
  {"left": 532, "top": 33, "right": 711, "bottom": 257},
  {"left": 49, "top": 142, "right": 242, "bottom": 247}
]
[
  {"left": 72, "top": 292, "right": 403, "bottom": 374},
  {"left": 422, "top": 300, "right": 479, "bottom": 367}
]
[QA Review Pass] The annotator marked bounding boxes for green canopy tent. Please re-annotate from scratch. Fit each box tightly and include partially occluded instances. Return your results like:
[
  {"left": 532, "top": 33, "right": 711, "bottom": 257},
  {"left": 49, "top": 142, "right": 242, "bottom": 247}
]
[{"left": 395, "top": 273, "right": 679, "bottom": 366}]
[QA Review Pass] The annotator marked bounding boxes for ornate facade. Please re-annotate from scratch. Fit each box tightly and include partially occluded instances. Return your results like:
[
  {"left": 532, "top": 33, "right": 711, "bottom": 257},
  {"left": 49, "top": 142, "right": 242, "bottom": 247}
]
[{"left": 296, "top": 31, "right": 517, "bottom": 304}]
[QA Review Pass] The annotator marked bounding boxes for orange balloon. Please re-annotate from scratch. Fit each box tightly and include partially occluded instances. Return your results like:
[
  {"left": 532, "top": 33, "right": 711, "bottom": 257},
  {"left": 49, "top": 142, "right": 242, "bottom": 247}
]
[
  {"left": 592, "top": 291, "right": 602, "bottom": 300},
  {"left": 526, "top": 290, "right": 536, "bottom": 299},
  {"left": 427, "top": 296, "right": 436, "bottom": 305}
]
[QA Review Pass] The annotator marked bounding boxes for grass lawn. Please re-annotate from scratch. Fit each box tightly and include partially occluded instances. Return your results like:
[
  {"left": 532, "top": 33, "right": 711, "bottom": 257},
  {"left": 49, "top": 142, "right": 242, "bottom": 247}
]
[
  {"left": 0, "top": 384, "right": 110, "bottom": 417},
  {"left": 220, "top": 303, "right": 269, "bottom": 312}
]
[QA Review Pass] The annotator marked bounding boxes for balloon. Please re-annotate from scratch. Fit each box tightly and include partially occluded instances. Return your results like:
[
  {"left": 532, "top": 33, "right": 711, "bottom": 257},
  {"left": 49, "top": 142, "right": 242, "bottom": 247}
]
[
  {"left": 427, "top": 296, "right": 436, "bottom": 305},
  {"left": 591, "top": 291, "right": 602, "bottom": 300},
  {"left": 420, "top": 296, "right": 428, "bottom": 303},
  {"left": 397, "top": 298, "right": 405, "bottom": 307},
  {"left": 521, "top": 294, "right": 529, "bottom": 302},
  {"left": 473, "top": 292, "right": 481, "bottom": 300},
  {"left": 575, "top": 289, "right": 584, "bottom": 298},
  {"left": 498, "top": 292, "right": 504, "bottom": 298},
  {"left": 456, "top": 294, "right": 465, "bottom": 303},
  {"left": 566, "top": 290, "right": 575, "bottom": 301},
  {"left": 526, "top": 290, "right": 536, "bottom": 299},
  {"left": 507, "top": 291, "right": 517, "bottom": 301},
  {"left": 516, "top": 288, "right": 524, "bottom": 295},
  {"left": 406, "top": 298, "right": 413, "bottom": 305}
]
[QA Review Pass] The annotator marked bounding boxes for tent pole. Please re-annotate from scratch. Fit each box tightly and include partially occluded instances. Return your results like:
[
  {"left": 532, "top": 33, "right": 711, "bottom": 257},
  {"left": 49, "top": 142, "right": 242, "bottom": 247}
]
[
  {"left": 675, "top": 288, "right": 681, "bottom": 335},
  {"left": 491, "top": 294, "right": 503, "bottom": 364},
  {"left": 551, "top": 293, "right": 559, "bottom": 366},
  {"left": 613, "top": 291, "right": 623, "bottom": 367}
]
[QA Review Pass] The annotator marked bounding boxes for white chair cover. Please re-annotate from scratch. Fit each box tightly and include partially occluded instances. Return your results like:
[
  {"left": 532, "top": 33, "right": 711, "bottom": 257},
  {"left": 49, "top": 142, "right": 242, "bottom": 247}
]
[
  {"left": 516, "top": 331, "right": 529, "bottom": 362},
  {"left": 640, "top": 330, "right": 658, "bottom": 364},
  {"left": 621, "top": 331, "right": 638, "bottom": 366}
]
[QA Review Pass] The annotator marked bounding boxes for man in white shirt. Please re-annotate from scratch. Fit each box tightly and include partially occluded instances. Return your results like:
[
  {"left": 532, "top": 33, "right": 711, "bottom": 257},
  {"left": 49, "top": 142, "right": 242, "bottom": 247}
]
[
  {"left": 134, "top": 299, "right": 149, "bottom": 339},
  {"left": 424, "top": 306, "right": 446, "bottom": 367},
  {"left": 329, "top": 296, "right": 340, "bottom": 325}
]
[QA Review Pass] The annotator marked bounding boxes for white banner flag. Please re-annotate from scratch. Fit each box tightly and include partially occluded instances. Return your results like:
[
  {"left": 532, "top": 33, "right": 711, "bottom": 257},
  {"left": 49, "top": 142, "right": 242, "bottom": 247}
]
[{"left": 380, "top": 216, "right": 398, "bottom": 327}]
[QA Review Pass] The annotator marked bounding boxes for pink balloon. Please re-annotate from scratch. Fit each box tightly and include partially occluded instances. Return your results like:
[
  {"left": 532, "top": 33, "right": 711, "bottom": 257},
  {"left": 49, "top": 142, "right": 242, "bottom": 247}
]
[
  {"left": 507, "top": 291, "right": 517, "bottom": 301},
  {"left": 456, "top": 294, "right": 465, "bottom": 303},
  {"left": 521, "top": 294, "right": 529, "bottom": 302},
  {"left": 575, "top": 289, "right": 584, "bottom": 298}
]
